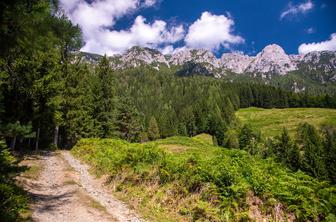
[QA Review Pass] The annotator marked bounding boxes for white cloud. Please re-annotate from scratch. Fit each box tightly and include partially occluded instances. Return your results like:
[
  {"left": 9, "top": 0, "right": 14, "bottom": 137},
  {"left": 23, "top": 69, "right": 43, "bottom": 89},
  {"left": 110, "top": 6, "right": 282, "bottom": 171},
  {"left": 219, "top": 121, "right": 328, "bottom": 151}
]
[
  {"left": 298, "top": 33, "right": 336, "bottom": 54},
  {"left": 62, "top": 0, "right": 139, "bottom": 32},
  {"left": 280, "top": 0, "right": 314, "bottom": 20},
  {"left": 143, "top": 0, "right": 157, "bottom": 7},
  {"left": 60, "top": 0, "right": 182, "bottom": 55},
  {"left": 305, "top": 27, "right": 315, "bottom": 34},
  {"left": 184, "top": 12, "right": 244, "bottom": 52},
  {"left": 60, "top": 1, "right": 244, "bottom": 55},
  {"left": 161, "top": 45, "right": 174, "bottom": 54},
  {"left": 81, "top": 15, "right": 184, "bottom": 55}
]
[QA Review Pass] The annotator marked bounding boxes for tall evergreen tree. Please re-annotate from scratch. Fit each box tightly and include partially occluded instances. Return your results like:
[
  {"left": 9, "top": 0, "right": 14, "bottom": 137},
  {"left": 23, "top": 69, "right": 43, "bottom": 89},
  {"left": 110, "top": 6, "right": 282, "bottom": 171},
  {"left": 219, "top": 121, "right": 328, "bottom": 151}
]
[
  {"left": 297, "top": 123, "right": 328, "bottom": 179},
  {"left": 115, "top": 97, "right": 142, "bottom": 142},
  {"left": 148, "top": 116, "right": 160, "bottom": 141},
  {"left": 239, "top": 124, "right": 255, "bottom": 149},
  {"left": 93, "top": 56, "right": 116, "bottom": 138},
  {"left": 321, "top": 125, "right": 336, "bottom": 183},
  {"left": 271, "top": 128, "right": 300, "bottom": 170}
]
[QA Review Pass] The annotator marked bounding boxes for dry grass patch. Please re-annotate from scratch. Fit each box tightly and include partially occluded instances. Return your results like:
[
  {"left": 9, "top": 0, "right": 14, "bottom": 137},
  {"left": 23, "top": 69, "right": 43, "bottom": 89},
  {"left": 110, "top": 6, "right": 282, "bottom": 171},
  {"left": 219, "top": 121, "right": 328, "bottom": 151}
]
[
  {"left": 63, "top": 179, "right": 79, "bottom": 186},
  {"left": 19, "top": 155, "right": 44, "bottom": 180},
  {"left": 159, "top": 144, "right": 189, "bottom": 153},
  {"left": 21, "top": 165, "right": 42, "bottom": 180}
]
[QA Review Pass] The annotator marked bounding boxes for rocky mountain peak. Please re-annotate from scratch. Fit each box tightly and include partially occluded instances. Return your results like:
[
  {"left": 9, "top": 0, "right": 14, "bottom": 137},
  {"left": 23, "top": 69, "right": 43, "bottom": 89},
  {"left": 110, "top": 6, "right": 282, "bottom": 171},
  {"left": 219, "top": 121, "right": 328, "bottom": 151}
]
[
  {"left": 260, "top": 44, "right": 286, "bottom": 55},
  {"left": 246, "top": 44, "right": 297, "bottom": 75},
  {"left": 120, "top": 46, "right": 169, "bottom": 68}
]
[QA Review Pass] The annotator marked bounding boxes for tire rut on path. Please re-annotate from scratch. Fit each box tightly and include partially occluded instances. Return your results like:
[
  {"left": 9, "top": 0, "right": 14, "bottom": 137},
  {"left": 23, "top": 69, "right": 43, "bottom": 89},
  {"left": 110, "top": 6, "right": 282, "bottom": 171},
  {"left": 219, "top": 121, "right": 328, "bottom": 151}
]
[{"left": 62, "top": 151, "right": 143, "bottom": 222}]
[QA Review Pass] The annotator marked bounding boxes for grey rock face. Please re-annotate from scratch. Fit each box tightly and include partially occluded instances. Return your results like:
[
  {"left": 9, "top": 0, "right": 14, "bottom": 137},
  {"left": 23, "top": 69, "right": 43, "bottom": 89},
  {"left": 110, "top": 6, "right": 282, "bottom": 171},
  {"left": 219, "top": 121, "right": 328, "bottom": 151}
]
[{"left": 220, "top": 52, "right": 254, "bottom": 74}]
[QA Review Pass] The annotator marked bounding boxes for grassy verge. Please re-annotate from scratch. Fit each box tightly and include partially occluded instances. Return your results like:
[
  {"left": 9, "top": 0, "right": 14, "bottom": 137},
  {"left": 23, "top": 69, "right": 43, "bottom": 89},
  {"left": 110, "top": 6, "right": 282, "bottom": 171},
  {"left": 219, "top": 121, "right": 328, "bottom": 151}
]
[
  {"left": 236, "top": 107, "right": 336, "bottom": 138},
  {"left": 71, "top": 136, "right": 336, "bottom": 221}
]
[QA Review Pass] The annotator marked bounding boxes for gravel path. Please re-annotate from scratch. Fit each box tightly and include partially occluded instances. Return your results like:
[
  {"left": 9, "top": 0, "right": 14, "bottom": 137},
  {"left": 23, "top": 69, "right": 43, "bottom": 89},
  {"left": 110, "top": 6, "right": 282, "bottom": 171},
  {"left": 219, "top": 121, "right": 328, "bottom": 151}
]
[
  {"left": 62, "top": 151, "right": 143, "bottom": 222},
  {"left": 19, "top": 151, "right": 144, "bottom": 222}
]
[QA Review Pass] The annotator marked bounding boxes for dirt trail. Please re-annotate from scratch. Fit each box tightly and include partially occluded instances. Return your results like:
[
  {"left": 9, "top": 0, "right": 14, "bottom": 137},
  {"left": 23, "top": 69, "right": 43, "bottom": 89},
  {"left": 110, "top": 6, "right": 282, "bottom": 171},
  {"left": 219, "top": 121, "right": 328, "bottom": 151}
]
[{"left": 18, "top": 151, "right": 143, "bottom": 222}]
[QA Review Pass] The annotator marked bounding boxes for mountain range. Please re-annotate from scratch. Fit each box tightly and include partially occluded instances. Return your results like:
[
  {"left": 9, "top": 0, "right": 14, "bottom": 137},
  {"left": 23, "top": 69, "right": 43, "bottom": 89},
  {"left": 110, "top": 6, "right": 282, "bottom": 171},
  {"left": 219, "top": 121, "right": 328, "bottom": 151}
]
[{"left": 77, "top": 44, "right": 336, "bottom": 91}]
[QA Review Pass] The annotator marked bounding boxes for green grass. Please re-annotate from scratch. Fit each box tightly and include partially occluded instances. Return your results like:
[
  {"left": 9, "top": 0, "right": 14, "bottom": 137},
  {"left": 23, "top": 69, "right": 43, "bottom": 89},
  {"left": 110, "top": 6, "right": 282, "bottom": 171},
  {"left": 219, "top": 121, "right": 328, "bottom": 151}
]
[
  {"left": 21, "top": 165, "right": 42, "bottom": 180},
  {"left": 236, "top": 107, "right": 336, "bottom": 138},
  {"left": 71, "top": 136, "right": 336, "bottom": 222}
]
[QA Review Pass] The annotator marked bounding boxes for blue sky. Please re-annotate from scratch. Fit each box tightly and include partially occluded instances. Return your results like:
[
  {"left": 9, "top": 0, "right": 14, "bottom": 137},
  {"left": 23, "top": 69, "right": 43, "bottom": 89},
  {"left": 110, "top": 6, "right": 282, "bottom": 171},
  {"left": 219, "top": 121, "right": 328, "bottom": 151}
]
[{"left": 60, "top": 0, "right": 336, "bottom": 56}]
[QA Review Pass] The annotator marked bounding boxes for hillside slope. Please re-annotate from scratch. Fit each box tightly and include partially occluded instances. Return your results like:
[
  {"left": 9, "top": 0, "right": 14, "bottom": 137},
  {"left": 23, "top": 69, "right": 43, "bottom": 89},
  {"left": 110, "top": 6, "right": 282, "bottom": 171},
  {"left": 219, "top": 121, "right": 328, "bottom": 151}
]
[
  {"left": 236, "top": 107, "right": 336, "bottom": 137},
  {"left": 71, "top": 137, "right": 336, "bottom": 221}
]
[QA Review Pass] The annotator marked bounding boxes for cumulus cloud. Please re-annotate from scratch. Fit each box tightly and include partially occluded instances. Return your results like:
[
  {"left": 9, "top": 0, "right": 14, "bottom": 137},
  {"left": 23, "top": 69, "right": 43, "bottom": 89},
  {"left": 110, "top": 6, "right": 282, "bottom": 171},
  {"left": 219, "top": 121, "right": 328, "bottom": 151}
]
[
  {"left": 298, "top": 33, "right": 336, "bottom": 54},
  {"left": 82, "top": 16, "right": 185, "bottom": 55},
  {"left": 185, "top": 12, "right": 244, "bottom": 52},
  {"left": 60, "top": 1, "right": 244, "bottom": 55},
  {"left": 62, "top": 0, "right": 139, "bottom": 31},
  {"left": 280, "top": 0, "right": 314, "bottom": 20},
  {"left": 59, "top": 0, "right": 182, "bottom": 55}
]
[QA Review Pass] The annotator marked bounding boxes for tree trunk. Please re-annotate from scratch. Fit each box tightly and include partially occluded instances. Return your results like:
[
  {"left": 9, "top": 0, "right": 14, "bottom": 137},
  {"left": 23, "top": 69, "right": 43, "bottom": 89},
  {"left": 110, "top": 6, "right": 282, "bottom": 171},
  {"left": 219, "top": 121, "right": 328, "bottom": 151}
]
[
  {"left": 10, "top": 135, "right": 17, "bottom": 150},
  {"left": 19, "top": 138, "right": 24, "bottom": 154},
  {"left": 35, "top": 126, "right": 40, "bottom": 152},
  {"left": 53, "top": 125, "right": 59, "bottom": 148}
]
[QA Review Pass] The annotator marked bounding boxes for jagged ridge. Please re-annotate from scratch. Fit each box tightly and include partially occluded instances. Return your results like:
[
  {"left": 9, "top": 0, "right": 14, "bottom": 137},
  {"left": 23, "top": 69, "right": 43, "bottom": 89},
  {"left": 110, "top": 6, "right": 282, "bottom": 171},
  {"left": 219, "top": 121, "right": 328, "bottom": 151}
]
[{"left": 77, "top": 44, "right": 336, "bottom": 80}]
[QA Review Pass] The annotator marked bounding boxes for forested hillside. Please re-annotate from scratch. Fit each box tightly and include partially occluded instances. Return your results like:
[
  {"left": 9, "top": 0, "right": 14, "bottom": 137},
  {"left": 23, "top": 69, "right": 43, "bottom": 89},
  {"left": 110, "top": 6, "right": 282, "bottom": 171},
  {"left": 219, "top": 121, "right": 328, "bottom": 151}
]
[{"left": 1, "top": 0, "right": 336, "bottom": 151}]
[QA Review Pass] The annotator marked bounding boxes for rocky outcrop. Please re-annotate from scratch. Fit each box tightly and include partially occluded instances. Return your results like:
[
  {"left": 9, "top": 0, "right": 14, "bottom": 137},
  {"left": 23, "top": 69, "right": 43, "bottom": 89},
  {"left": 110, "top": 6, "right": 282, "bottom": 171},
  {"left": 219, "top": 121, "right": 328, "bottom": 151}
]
[{"left": 221, "top": 52, "right": 254, "bottom": 74}]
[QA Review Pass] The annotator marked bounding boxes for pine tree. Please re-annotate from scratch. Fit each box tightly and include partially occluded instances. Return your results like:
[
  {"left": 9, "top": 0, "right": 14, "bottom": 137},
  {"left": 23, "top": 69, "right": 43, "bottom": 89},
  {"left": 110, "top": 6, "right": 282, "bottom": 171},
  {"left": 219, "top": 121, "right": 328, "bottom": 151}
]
[
  {"left": 297, "top": 123, "right": 328, "bottom": 179},
  {"left": 3, "top": 121, "right": 33, "bottom": 150},
  {"left": 93, "top": 56, "right": 116, "bottom": 138},
  {"left": 62, "top": 64, "right": 99, "bottom": 146},
  {"left": 286, "top": 143, "right": 300, "bottom": 171},
  {"left": 148, "top": 116, "right": 160, "bottom": 140},
  {"left": 177, "top": 123, "right": 188, "bottom": 136},
  {"left": 272, "top": 128, "right": 300, "bottom": 170},
  {"left": 115, "top": 97, "right": 142, "bottom": 142},
  {"left": 321, "top": 125, "right": 336, "bottom": 183},
  {"left": 239, "top": 124, "right": 254, "bottom": 149},
  {"left": 223, "top": 129, "right": 239, "bottom": 148},
  {"left": 273, "top": 128, "right": 291, "bottom": 161},
  {"left": 207, "top": 104, "right": 226, "bottom": 146}
]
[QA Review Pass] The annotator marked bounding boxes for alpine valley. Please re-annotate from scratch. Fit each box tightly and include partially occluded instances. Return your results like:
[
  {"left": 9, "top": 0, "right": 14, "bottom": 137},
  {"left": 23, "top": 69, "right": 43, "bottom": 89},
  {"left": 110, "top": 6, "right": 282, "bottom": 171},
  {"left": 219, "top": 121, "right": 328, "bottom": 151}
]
[{"left": 2, "top": 1, "right": 336, "bottom": 222}]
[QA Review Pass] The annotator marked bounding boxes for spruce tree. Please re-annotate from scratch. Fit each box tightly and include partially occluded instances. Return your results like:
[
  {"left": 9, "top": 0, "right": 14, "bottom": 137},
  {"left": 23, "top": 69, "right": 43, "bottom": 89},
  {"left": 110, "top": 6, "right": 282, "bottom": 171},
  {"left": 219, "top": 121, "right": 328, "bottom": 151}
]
[
  {"left": 93, "top": 56, "right": 116, "bottom": 138},
  {"left": 148, "top": 116, "right": 160, "bottom": 140},
  {"left": 177, "top": 123, "right": 188, "bottom": 136},
  {"left": 297, "top": 123, "right": 328, "bottom": 179},
  {"left": 273, "top": 128, "right": 291, "bottom": 162},
  {"left": 223, "top": 129, "right": 239, "bottom": 149},
  {"left": 239, "top": 124, "right": 254, "bottom": 149},
  {"left": 286, "top": 143, "right": 300, "bottom": 171},
  {"left": 115, "top": 97, "right": 142, "bottom": 142},
  {"left": 322, "top": 125, "right": 336, "bottom": 183}
]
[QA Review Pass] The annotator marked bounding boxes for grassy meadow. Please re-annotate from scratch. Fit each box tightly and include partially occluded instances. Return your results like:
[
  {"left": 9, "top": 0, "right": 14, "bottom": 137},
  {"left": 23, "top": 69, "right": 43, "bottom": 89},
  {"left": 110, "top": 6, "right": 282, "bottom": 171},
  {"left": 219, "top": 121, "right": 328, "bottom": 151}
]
[
  {"left": 71, "top": 135, "right": 336, "bottom": 222},
  {"left": 236, "top": 107, "right": 336, "bottom": 138}
]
